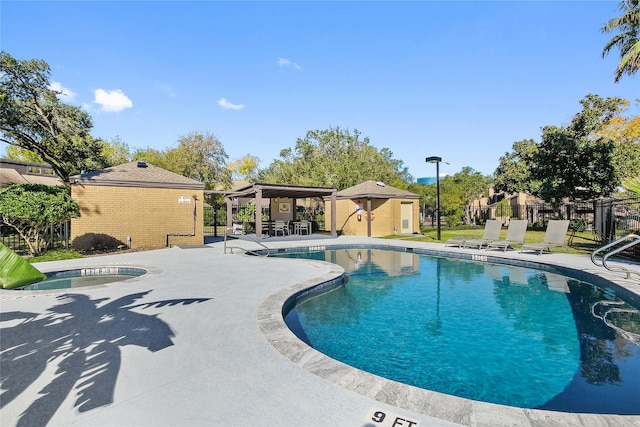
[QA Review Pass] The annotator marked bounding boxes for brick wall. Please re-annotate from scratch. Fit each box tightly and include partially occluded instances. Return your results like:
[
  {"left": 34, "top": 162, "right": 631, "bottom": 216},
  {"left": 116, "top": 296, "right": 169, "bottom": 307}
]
[{"left": 71, "top": 185, "right": 204, "bottom": 250}]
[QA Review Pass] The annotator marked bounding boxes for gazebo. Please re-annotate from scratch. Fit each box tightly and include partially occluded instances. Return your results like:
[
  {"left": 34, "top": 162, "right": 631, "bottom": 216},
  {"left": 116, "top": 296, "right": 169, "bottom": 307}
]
[{"left": 222, "top": 183, "right": 338, "bottom": 237}]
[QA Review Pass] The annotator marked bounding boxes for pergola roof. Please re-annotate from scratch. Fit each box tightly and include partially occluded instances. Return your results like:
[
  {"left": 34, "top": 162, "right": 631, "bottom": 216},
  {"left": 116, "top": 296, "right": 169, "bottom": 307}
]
[{"left": 222, "top": 182, "right": 337, "bottom": 199}]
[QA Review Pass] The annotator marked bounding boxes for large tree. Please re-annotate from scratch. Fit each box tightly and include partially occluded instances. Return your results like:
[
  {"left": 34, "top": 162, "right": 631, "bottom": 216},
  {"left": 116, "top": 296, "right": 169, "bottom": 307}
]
[
  {"left": 101, "top": 136, "right": 132, "bottom": 167},
  {"left": 228, "top": 154, "right": 260, "bottom": 182},
  {"left": 594, "top": 103, "right": 640, "bottom": 180},
  {"left": 602, "top": 0, "right": 640, "bottom": 82},
  {"left": 531, "top": 95, "right": 625, "bottom": 210},
  {"left": 134, "top": 131, "right": 231, "bottom": 190},
  {"left": 0, "top": 184, "right": 80, "bottom": 256},
  {"left": 258, "top": 127, "right": 412, "bottom": 190},
  {"left": 450, "top": 167, "right": 493, "bottom": 225},
  {"left": 0, "top": 52, "right": 107, "bottom": 181},
  {"left": 493, "top": 139, "right": 541, "bottom": 195}
]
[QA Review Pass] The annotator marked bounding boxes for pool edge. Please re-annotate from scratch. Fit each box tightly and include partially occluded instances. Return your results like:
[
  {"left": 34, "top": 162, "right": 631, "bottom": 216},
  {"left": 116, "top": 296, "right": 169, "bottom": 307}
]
[{"left": 256, "top": 242, "right": 640, "bottom": 427}]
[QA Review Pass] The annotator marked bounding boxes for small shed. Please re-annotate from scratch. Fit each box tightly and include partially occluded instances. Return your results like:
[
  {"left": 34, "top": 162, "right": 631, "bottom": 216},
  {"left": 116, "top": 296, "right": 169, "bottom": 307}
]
[
  {"left": 69, "top": 161, "right": 205, "bottom": 250},
  {"left": 324, "top": 180, "right": 420, "bottom": 237}
]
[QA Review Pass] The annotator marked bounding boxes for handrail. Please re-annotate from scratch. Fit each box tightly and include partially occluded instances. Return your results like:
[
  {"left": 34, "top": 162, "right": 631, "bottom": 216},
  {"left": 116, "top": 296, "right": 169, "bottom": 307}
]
[
  {"left": 223, "top": 227, "right": 273, "bottom": 256},
  {"left": 591, "top": 233, "right": 640, "bottom": 280}
]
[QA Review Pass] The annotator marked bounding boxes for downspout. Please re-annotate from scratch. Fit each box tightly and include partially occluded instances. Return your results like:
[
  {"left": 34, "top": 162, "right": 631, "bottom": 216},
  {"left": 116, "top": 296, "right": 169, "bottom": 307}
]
[{"left": 166, "top": 195, "right": 198, "bottom": 247}]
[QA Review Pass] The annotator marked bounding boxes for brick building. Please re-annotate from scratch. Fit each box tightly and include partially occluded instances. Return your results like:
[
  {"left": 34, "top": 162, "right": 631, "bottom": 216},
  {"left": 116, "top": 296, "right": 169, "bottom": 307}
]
[
  {"left": 324, "top": 180, "right": 420, "bottom": 237},
  {"left": 70, "top": 161, "right": 205, "bottom": 250}
]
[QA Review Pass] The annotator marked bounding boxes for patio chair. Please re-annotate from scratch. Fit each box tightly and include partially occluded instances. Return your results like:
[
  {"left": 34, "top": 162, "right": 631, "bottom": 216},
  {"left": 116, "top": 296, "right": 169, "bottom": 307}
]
[
  {"left": 274, "top": 220, "right": 289, "bottom": 236},
  {"left": 296, "top": 220, "right": 311, "bottom": 235},
  {"left": 457, "top": 220, "right": 503, "bottom": 249},
  {"left": 520, "top": 220, "right": 570, "bottom": 255},
  {"left": 485, "top": 219, "right": 528, "bottom": 252}
]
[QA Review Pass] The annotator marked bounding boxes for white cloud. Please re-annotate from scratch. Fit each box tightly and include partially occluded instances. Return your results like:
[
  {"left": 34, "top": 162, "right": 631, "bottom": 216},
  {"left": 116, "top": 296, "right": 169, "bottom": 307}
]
[
  {"left": 218, "top": 98, "right": 245, "bottom": 110},
  {"left": 49, "top": 81, "right": 76, "bottom": 101},
  {"left": 93, "top": 89, "right": 133, "bottom": 112},
  {"left": 278, "top": 57, "right": 301, "bottom": 70},
  {"left": 158, "top": 83, "right": 177, "bottom": 98}
]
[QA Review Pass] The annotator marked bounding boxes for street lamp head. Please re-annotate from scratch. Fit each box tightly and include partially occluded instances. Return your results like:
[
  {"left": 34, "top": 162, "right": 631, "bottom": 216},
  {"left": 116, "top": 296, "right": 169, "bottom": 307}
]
[{"left": 425, "top": 156, "right": 442, "bottom": 163}]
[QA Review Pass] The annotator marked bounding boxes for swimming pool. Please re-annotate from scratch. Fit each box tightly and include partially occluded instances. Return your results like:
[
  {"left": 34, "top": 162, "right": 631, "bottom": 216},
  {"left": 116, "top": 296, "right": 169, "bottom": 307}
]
[
  {"left": 278, "top": 247, "right": 640, "bottom": 414},
  {"left": 14, "top": 267, "right": 146, "bottom": 290}
]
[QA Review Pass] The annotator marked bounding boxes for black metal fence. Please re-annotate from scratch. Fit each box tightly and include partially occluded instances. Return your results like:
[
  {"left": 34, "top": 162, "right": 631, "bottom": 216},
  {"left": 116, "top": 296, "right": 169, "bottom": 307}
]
[
  {"left": 1, "top": 222, "right": 69, "bottom": 255},
  {"left": 437, "top": 194, "right": 640, "bottom": 243}
]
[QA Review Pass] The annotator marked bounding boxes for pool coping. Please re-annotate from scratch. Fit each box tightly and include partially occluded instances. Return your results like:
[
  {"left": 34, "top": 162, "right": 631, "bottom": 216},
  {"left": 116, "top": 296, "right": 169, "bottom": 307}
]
[
  {"left": 0, "top": 265, "right": 161, "bottom": 297},
  {"left": 256, "top": 242, "right": 640, "bottom": 427}
]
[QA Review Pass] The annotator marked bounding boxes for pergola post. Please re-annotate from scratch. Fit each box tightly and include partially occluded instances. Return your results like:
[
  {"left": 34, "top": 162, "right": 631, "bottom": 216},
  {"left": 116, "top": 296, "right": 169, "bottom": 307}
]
[
  {"left": 225, "top": 196, "right": 233, "bottom": 230},
  {"left": 255, "top": 187, "right": 263, "bottom": 238},
  {"left": 330, "top": 190, "right": 337, "bottom": 237}
]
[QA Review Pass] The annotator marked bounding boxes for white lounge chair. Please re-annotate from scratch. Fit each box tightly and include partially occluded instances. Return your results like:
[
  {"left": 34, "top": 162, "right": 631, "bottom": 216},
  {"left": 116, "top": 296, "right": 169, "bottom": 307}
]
[
  {"left": 457, "top": 220, "right": 503, "bottom": 249},
  {"left": 520, "top": 220, "right": 570, "bottom": 255},
  {"left": 485, "top": 220, "right": 528, "bottom": 252}
]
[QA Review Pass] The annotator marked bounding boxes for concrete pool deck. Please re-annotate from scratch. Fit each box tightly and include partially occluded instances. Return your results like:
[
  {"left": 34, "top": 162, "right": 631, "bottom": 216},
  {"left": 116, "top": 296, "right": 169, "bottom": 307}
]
[{"left": 1, "top": 236, "right": 639, "bottom": 427}]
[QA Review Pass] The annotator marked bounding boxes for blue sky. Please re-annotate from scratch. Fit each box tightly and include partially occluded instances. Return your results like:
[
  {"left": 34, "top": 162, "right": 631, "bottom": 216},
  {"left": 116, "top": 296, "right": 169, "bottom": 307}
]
[{"left": 1, "top": 1, "right": 637, "bottom": 180}]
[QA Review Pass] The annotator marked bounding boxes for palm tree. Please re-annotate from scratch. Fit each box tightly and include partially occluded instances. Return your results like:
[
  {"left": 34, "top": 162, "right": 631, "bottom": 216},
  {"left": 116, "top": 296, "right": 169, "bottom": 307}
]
[{"left": 602, "top": 0, "right": 640, "bottom": 82}]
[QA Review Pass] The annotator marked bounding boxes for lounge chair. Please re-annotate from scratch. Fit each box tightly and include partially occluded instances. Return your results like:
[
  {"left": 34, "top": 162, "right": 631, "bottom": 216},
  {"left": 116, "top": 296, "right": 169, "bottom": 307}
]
[
  {"left": 456, "top": 220, "right": 503, "bottom": 249},
  {"left": 485, "top": 219, "right": 528, "bottom": 252},
  {"left": 520, "top": 220, "right": 570, "bottom": 255}
]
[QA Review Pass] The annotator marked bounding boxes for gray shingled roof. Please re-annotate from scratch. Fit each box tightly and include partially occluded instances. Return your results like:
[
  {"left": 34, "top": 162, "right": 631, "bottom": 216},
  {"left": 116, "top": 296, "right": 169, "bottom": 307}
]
[
  {"left": 70, "top": 162, "right": 204, "bottom": 189},
  {"left": 335, "top": 180, "right": 419, "bottom": 199},
  {"left": 0, "top": 168, "right": 63, "bottom": 187}
]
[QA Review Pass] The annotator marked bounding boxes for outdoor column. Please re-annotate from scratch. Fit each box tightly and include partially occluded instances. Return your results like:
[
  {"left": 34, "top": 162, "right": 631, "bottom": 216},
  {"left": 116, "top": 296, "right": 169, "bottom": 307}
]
[
  {"left": 330, "top": 190, "right": 337, "bottom": 237},
  {"left": 366, "top": 198, "right": 372, "bottom": 237},
  {"left": 225, "top": 197, "right": 233, "bottom": 230},
  {"left": 255, "top": 187, "right": 263, "bottom": 238}
]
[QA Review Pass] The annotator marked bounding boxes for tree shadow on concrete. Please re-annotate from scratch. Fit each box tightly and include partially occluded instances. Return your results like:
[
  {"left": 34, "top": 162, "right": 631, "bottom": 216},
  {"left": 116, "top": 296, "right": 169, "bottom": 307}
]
[{"left": 0, "top": 291, "right": 211, "bottom": 426}]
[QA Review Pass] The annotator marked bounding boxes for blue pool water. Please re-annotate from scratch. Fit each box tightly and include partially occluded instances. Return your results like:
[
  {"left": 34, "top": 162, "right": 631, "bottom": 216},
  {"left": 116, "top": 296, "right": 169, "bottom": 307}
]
[
  {"left": 280, "top": 248, "right": 640, "bottom": 414},
  {"left": 16, "top": 267, "right": 146, "bottom": 290}
]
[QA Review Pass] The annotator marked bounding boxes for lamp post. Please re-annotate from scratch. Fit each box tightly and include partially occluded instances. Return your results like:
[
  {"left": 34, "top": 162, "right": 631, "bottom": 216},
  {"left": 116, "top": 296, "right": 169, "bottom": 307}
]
[{"left": 425, "top": 156, "right": 442, "bottom": 241}]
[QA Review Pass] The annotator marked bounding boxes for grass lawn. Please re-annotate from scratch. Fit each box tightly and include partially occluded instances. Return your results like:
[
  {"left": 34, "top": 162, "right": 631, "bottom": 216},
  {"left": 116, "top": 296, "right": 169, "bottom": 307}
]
[
  {"left": 20, "top": 225, "right": 601, "bottom": 262},
  {"left": 25, "top": 249, "right": 84, "bottom": 263},
  {"left": 383, "top": 226, "right": 599, "bottom": 256}
]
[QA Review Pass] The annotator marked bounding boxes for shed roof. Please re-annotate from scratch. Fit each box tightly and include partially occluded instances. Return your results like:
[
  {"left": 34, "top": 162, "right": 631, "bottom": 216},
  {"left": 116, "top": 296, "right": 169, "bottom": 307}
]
[
  {"left": 0, "top": 158, "right": 63, "bottom": 187},
  {"left": 0, "top": 168, "right": 63, "bottom": 187},
  {"left": 70, "top": 161, "right": 205, "bottom": 189},
  {"left": 332, "top": 180, "right": 419, "bottom": 200}
]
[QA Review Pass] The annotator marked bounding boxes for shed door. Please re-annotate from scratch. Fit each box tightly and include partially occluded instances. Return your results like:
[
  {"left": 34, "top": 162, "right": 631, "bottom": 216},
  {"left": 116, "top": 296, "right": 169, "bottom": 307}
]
[{"left": 401, "top": 202, "right": 413, "bottom": 234}]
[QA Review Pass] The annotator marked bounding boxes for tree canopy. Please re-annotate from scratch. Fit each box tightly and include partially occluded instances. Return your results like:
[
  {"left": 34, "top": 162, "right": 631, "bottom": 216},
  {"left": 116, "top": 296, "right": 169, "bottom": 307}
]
[
  {"left": 493, "top": 139, "right": 541, "bottom": 195},
  {"left": 494, "top": 94, "right": 637, "bottom": 210},
  {"left": 602, "top": 0, "right": 640, "bottom": 82},
  {"left": 0, "top": 52, "right": 107, "bottom": 181},
  {"left": 228, "top": 154, "right": 260, "bottom": 182},
  {"left": 0, "top": 184, "right": 80, "bottom": 256},
  {"left": 257, "top": 127, "right": 412, "bottom": 190},
  {"left": 134, "top": 131, "right": 231, "bottom": 190}
]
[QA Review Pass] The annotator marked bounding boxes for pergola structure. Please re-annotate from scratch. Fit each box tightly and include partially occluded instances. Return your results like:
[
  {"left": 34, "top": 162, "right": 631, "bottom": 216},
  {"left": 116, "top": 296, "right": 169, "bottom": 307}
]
[{"left": 222, "top": 183, "right": 338, "bottom": 237}]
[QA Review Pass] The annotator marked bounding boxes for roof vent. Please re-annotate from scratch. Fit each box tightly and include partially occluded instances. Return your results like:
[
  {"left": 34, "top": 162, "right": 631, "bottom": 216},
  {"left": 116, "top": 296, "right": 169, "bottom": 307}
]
[
  {"left": 376, "top": 181, "right": 386, "bottom": 187},
  {"left": 137, "top": 161, "right": 148, "bottom": 168}
]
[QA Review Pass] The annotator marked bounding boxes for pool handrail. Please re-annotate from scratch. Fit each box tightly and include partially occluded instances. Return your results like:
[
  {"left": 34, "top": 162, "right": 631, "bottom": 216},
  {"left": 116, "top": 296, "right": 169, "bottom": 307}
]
[
  {"left": 223, "top": 227, "right": 273, "bottom": 256},
  {"left": 591, "top": 233, "right": 640, "bottom": 280}
]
